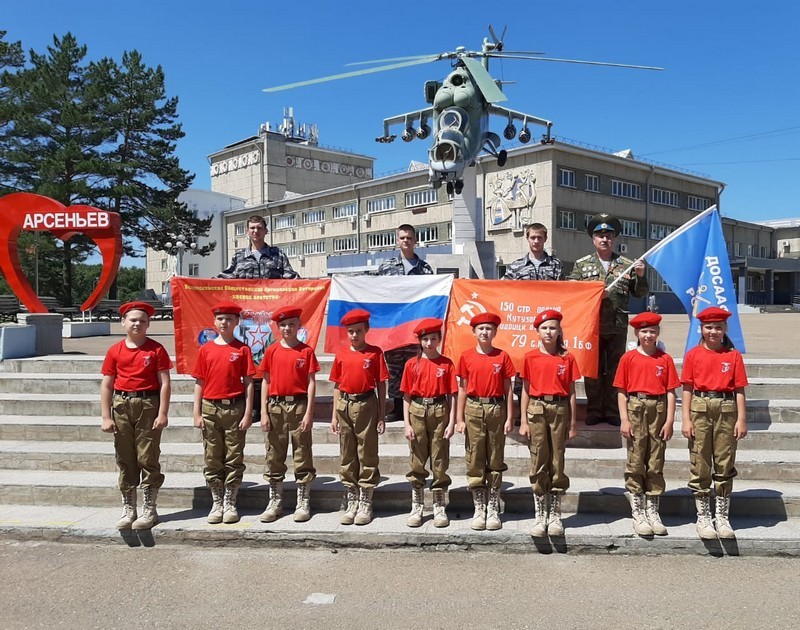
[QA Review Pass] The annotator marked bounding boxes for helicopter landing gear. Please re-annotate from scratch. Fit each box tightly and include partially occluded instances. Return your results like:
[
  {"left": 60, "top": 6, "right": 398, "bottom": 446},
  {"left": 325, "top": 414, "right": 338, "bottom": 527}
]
[
  {"left": 446, "top": 180, "right": 464, "bottom": 196},
  {"left": 497, "top": 150, "right": 507, "bottom": 168},
  {"left": 446, "top": 181, "right": 454, "bottom": 196},
  {"left": 454, "top": 180, "right": 464, "bottom": 195}
]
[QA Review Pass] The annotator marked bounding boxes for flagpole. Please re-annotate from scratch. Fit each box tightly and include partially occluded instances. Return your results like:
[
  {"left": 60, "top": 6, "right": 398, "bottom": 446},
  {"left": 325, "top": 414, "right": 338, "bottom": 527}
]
[{"left": 605, "top": 206, "right": 718, "bottom": 292}]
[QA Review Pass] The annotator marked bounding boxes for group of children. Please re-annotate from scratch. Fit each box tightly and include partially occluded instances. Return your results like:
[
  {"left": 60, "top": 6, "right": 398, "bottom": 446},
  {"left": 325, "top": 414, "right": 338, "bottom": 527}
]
[{"left": 100, "top": 299, "right": 748, "bottom": 541}]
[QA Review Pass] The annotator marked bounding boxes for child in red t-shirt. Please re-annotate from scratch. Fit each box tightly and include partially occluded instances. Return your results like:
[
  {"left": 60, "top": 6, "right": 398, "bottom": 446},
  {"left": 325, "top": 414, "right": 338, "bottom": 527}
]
[
  {"left": 329, "top": 308, "right": 389, "bottom": 526},
  {"left": 258, "top": 305, "right": 320, "bottom": 524},
  {"left": 613, "top": 312, "right": 679, "bottom": 537},
  {"left": 192, "top": 300, "right": 255, "bottom": 524},
  {"left": 456, "top": 312, "right": 516, "bottom": 531},
  {"left": 400, "top": 318, "right": 458, "bottom": 528},
  {"left": 681, "top": 306, "right": 748, "bottom": 540},
  {"left": 519, "top": 309, "right": 580, "bottom": 537},
  {"left": 100, "top": 301, "right": 173, "bottom": 531}
]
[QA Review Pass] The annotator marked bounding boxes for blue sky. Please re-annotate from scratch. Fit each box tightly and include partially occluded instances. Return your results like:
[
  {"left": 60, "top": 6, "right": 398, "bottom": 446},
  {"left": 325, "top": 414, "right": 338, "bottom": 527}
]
[{"left": 5, "top": 0, "right": 800, "bottom": 223}]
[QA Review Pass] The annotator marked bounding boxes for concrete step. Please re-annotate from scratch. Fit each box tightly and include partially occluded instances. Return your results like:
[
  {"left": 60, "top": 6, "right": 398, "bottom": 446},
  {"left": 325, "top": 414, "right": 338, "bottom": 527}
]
[
  {"left": 2, "top": 439, "right": 800, "bottom": 482},
  {"left": 1, "top": 415, "right": 799, "bottom": 451},
  {"left": 0, "top": 470, "right": 795, "bottom": 518}
]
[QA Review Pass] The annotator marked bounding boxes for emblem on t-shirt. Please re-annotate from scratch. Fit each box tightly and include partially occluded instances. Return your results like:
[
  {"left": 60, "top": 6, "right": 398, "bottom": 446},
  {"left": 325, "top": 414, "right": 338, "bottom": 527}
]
[
  {"left": 721, "top": 362, "right": 731, "bottom": 373},
  {"left": 557, "top": 365, "right": 566, "bottom": 376},
  {"left": 656, "top": 366, "right": 665, "bottom": 378},
  {"left": 492, "top": 363, "right": 501, "bottom": 374},
  {"left": 229, "top": 352, "right": 239, "bottom": 362},
  {"left": 436, "top": 367, "right": 446, "bottom": 378},
  {"left": 363, "top": 358, "right": 372, "bottom": 369},
  {"left": 296, "top": 358, "right": 306, "bottom": 369},
  {"left": 143, "top": 356, "right": 152, "bottom": 367}
]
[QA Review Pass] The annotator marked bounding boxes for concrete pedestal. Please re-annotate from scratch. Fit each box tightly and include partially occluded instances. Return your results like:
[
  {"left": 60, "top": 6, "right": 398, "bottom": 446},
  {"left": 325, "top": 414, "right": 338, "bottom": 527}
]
[
  {"left": 62, "top": 321, "right": 111, "bottom": 338},
  {"left": 0, "top": 324, "right": 36, "bottom": 359},
  {"left": 17, "top": 313, "right": 64, "bottom": 355}
]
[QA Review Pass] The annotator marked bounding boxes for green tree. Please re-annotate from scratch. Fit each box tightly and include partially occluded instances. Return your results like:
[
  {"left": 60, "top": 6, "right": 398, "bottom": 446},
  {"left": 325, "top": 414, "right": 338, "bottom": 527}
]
[{"left": 0, "top": 30, "right": 24, "bottom": 70}]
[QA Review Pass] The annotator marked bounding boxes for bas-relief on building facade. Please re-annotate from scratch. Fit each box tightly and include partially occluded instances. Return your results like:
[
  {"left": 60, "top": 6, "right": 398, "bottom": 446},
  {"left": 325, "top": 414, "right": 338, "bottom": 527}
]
[{"left": 145, "top": 115, "right": 800, "bottom": 310}]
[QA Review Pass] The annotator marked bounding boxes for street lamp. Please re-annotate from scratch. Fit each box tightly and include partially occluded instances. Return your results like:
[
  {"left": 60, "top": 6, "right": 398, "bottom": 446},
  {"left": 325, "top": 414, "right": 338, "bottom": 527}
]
[{"left": 165, "top": 234, "right": 197, "bottom": 276}]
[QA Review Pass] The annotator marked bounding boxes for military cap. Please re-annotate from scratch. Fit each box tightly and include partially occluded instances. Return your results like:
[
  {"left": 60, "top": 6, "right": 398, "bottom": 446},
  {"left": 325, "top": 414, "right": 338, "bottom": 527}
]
[
  {"left": 413, "top": 318, "right": 443, "bottom": 337},
  {"left": 272, "top": 306, "right": 302, "bottom": 323},
  {"left": 340, "top": 308, "right": 371, "bottom": 326},
  {"left": 533, "top": 309, "right": 563, "bottom": 329},
  {"left": 696, "top": 306, "right": 732, "bottom": 323},
  {"left": 629, "top": 312, "right": 662, "bottom": 329},
  {"left": 211, "top": 300, "right": 243, "bottom": 316},
  {"left": 470, "top": 312, "right": 501, "bottom": 327},
  {"left": 119, "top": 301, "right": 155, "bottom": 317},
  {"left": 587, "top": 213, "right": 622, "bottom": 236}
]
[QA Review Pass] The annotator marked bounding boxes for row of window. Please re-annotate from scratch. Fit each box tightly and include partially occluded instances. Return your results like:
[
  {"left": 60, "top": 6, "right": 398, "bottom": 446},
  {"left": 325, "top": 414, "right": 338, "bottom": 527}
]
[{"left": 557, "top": 211, "right": 676, "bottom": 242}]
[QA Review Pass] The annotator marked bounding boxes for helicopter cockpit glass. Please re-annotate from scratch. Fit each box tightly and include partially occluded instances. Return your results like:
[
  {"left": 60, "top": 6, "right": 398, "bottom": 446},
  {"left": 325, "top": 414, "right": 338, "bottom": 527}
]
[{"left": 439, "top": 107, "right": 469, "bottom": 132}]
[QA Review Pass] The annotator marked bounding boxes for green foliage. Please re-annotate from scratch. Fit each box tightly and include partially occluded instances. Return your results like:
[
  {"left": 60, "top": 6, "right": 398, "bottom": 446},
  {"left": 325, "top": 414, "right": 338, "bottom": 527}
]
[{"left": 71, "top": 263, "right": 145, "bottom": 304}]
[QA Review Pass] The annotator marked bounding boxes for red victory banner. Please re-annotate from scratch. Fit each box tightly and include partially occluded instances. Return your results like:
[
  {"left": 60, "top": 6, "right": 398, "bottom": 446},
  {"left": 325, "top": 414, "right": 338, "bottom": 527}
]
[
  {"left": 443, "top": 279, "right": 605, "bottom": 378},
  {"left": 172, "top": 278, "right": 331, "bottom": 374}
]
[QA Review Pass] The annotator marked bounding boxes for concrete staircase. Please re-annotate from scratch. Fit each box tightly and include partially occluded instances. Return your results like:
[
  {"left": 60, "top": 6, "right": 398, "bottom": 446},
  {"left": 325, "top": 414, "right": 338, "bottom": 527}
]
[{"left": 1, "top": 355, "right": 799, "bottom": 526}]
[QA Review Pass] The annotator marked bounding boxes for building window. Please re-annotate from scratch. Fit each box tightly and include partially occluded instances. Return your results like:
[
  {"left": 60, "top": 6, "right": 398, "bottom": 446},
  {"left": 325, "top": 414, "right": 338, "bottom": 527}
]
[
  {"left": 747, "top": 244, "right": 753, "bottom": 256},
  {"left": 366, "top": 195, "right": 396, "bottom": 214},
  {"left": 302, "top": 209, "right": 326, "bottom": 224},
  {"left": 405, "top": 188, "right": 439, "bottom": 208},
  {"left": 651, "top": 188, "right": 679, "bottom": 207},
  {"left": 735, "top": 242, "right": 742, "bottom": 257},
  {"left": 160, "top": 258, "right": 168, "bottom": 271},
  {"left": 585, "top": 174, "right": 600, "bottom": 193},
  {"left": 188, "top": 263, "right": 200, "bottom": 277},
  {"left": 621, "top": 219, "right": 641, "bottom": 238},
  {"left": 234, "top": 222, "right": 246, "bottom": 236},
  {"left": 650, "top": 223, "right": 675, "bottom": 241},
  {"left": 647, "top": 268, "right": 670, "bottom": 292},
  {"left": 367, "top": 231, "right": 396, "bottom": 249},
  {"left": 417, "top": 226, "right": 439, "bottom": 244},
  {"left": 448, "top": 222, "right": 453, "bottom": 241},
  {"left": 302, "top": 240, "right": 326, "bottom": 255},
  {"left": 333, "top": 236, "right": 357, "bottom": 253},
  {"left": 760, "top": 246, "right": 766, "bottom": 258},
  {"left": 273, "top": 214, "right": 296, "bottom": 230},
  {"left": 333, "top": 202, "right": 358, "bottom": 219},
  {"left": 559, "top": 169, "right": 575, "bottom": 188},
  {"left": 688, "top": 195, "right": 712, "bottom": 211},
  {"left": 284, "top": 244, "right": 298, "bottom": 257},
  {"left": 559, "top": 210, "right": 576, "bottom": 230},
  {"left": 611, "top": 179, "right": 642, "bottom": 200}
]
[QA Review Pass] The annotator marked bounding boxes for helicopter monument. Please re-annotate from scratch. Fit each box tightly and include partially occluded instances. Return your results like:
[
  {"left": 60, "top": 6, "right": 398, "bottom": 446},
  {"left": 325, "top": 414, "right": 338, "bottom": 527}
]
[{"left": 264, "top": 27, "right": 661, "bottom": 196}]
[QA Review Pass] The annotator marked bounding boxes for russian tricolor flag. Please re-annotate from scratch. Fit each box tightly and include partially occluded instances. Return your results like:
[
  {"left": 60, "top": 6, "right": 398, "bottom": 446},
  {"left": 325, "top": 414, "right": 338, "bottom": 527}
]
[{"left": 324, "top": 275, "right": 453, "bottom": 353}]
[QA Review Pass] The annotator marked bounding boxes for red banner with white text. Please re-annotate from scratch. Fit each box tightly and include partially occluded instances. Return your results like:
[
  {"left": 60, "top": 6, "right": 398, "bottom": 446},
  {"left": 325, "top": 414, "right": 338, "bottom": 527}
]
[
  {"left": 443, "top": 279, "right": 605, "bottom": 378},
  {"left": 172, "top": 278, "right": 330, "bottom": 374}
]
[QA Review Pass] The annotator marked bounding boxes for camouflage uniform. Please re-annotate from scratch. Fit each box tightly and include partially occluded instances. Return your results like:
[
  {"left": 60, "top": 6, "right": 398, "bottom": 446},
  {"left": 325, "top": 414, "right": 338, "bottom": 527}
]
[
  {"left": 377, "top": 254, "right": 433, "bottom": 406},
  {"left": 568, "top": 252, "right": 649, "bottom": 422},
  {"left": 502, "top": 253, "right": 565, "bottom": 281},
  {"left": 218, "top": 246, "right": 299, "bottom": 280}
]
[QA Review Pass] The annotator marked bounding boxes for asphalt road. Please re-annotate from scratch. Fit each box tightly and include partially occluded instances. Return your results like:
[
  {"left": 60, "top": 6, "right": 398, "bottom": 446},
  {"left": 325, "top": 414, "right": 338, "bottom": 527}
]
[{"left": 1, "top": 541, "right": 796, "bottom": 629}]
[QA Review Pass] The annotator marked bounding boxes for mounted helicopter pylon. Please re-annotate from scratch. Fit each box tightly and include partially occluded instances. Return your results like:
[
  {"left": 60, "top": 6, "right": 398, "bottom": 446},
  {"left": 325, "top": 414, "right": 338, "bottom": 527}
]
[{"left": 264, "top": 26, "right": 662, "bottom": 196}]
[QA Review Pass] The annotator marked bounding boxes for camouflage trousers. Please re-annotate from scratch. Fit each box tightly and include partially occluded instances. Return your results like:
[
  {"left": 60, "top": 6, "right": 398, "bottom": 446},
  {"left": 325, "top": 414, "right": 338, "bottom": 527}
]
[
  {"left": 584, "top": 331, "right": 626, "bottom": 421},
  {"left": 385, "top": 345, "right": 418, "bottom": 400}
]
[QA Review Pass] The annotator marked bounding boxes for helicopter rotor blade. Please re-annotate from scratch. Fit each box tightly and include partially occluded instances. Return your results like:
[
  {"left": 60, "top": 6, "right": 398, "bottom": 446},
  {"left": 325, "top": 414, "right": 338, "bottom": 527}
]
[
  {"left": 483, "top": 50, "right": 546, "bottom": 56},
  {"left": 485, "top": 53, "right": 664, "bottom": 70},
  {"left": 462, "top": 57, "right": 507, "bottom": 104},
  {"left": 344, "top": 54, "right": 442, "bottom": 67},
  {"left": 263, "top": 56, "right": 440, "bottom": 92}
]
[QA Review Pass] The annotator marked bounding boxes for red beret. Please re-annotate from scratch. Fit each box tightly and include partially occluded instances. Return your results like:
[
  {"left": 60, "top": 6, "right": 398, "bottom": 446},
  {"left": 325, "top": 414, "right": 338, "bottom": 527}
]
[
  {"left": 340, "top": 308, "right": 371, "bottom": 326},
  {"left": 211, "top": 300, "right": 242, "bottom": 316},
  {"left": 119, "top": 301, "right": 155, "bottom": 317},
  {"left": 272, "top": 306, "right": 302, "bottom": 323},
  {"left": 697, "top": 306, "right": 732, "bottom": 323},
  {"left": 470, "top": 312, "right": 501, "bottom": 327},
  {"left": 533, "top": 309, "right": 563, "bottom": 329},
  {"left": 629, "top": 312, "right": 662, "bottom": 329},
  {"left": 414, "top": 318, "right": 443, "bottom": 337}
]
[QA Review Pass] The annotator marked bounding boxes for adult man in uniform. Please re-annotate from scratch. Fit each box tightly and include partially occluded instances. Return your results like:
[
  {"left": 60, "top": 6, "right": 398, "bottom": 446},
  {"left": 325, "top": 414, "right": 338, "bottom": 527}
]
[
  {"left": 502, "top": 223, "right": 565, "bottom": 281},
  {"left": 217, "top": 215, "right": 299, "bottom": 424},
  {"left": 377, "top": 224, "right": 433, "bottom": 421},
  {"left": 568, "top": 214, "right": 648, "bottom": 426}
]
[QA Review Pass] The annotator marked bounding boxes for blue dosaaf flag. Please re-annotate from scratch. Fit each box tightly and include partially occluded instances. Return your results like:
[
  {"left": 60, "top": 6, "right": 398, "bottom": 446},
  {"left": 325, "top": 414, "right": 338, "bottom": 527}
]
[{"left": 644, "top": 206, "right": 746, "bottom": 353}]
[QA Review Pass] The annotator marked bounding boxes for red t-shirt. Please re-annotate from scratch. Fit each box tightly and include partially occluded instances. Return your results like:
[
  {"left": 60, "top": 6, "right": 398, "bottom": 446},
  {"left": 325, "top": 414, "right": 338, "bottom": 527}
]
[
  {"left": 681, "top": 345, "right": 748, "bottom": 392},
  {"left": 101, "top": 338, "right": 172, "bottom": 391},
  {"left": 400, "top": 354, "right": 458, "bottom": 398},
  {"left": 521, "top": 350, "right": 581, "bottom": 397},
  {"left": 329, "top": 344, "right": 389, "bottom": 394},
  {"left": 191, "top": 339, "right": 256, "bottom": 399},
  {"left": 613, "top": 348, "right": 680, "bottom": 395},
  {"left": 457, "top": 347, "right": 516, "bottom": 398},
  {"left": 259, "top": 341, "right": 320, "bottom": 396}
]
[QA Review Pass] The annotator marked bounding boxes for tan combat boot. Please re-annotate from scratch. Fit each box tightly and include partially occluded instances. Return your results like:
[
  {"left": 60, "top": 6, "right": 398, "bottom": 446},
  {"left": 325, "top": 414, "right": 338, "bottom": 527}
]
[
  {"left": 406, "top": 486, "right": 424, "bottom": 528},
  {"left": 116, "top": 488, "right": 137, "bottom": 530},
  {"left": 626, "top": 491, "right": 654, "bottom": 536},
  {"left": 207, "top": 481, "right": 224, "bottom": 524},
  {"left": 259, "top": 479, "right": 283, "bottom": 523},
  {"left": 530, "top": 493, "right": 548, "bottom": 538},
  {"left": 645, "top": 495, "right": 668, "bottom": 536},
  {"left": 432, "top": 488, "right": 449, "bottom": 528},
  {"left": 547, "top": 493, "right": 565, "bottom": 536},
  {"left": 294, "top": 484, "right": 311, "bottom": 522},
  {"left": 714, "top": 495, "right": 735, "bottom": 539},
  {"left": 695, "top": 495, "right": 717, "bottom": 539},
  {"left": 222, "top": 482, "right": 241, "bottom": 524},
  {"left": 470, "top": 488, "right": 487, "bottom": 531},
  {"left": 354, "top": 487, "right": 374, "bottom": 525},
  {"left": 340, "top": 487, "right": 359, "bottom": 525},
  {"left": 486, "top": 487, "right": 502, "bottom": 530},
  {"left": 132, "top": 487, "right": 159, "bottom": 530}
]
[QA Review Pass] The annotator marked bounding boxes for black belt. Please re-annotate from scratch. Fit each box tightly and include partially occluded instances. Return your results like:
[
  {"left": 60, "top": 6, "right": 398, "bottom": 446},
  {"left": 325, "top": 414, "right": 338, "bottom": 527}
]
[
  {"left": 204, "top": 395, "right": 245, "bottom": 404},
  {"left": 411, "top": 395, "right": 447, "bottom": 406},
  {"left": 629, "top": 392, "right": 665, "bottom": 400},
  {"left": 468, "top": 396, "right": 505, "bottom": 405},
  {"left": 270, "top": 394, "right": 308, "bottom": 403},
  {"left": 530, "top": 395, "right": 568, "bottom": 403},
  {"left": 114, "top": 390, "right": 159, "bottom": 399},
  {"left": 693, "top": 390, "right": 735, "bottom": 400},
  {"left": 341, "top": 391, "right": 375, "bottom": 402}
]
